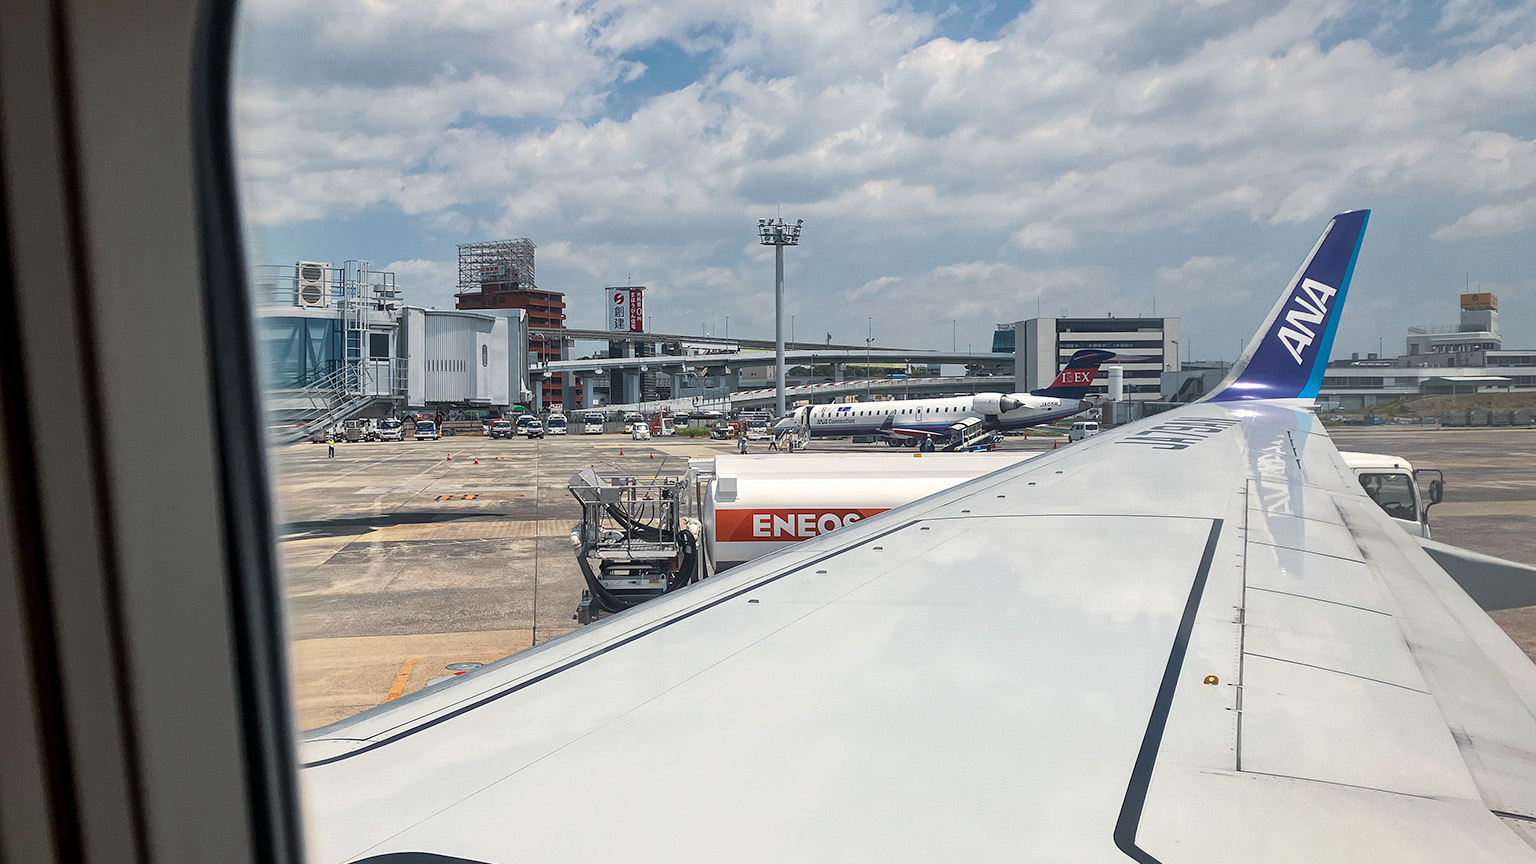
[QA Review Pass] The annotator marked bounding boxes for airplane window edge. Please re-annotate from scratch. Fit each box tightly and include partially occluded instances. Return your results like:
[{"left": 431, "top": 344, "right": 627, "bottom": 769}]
[{"left": 189, "top": 0, "right": 306, "bottom": 861}]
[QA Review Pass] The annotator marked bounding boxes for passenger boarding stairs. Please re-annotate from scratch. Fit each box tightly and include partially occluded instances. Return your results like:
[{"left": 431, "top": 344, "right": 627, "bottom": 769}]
[{"left": 268, "top": 363, "right": 392, "bottom": 444}]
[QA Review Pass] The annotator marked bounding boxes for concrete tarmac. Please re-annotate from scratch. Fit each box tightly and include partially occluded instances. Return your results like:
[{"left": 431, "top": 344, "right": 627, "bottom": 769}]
[
  {"left": 1331, "top": 427, "right": 1536, "bottom": 659},
  {"left": 274, "top": 433, "right": 729, "bottom": 726},
  {"left": 275, "top": 426, "right": 1536, "bottom": 729}
]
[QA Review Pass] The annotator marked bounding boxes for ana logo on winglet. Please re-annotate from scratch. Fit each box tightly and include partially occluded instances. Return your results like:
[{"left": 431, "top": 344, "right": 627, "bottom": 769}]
[{"left": 1275, "top": 278, "right": 1337, "bottom": 364}]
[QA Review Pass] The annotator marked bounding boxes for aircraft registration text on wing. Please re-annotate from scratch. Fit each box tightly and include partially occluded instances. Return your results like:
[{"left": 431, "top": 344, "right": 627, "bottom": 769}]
[{"left": 300, "top": 209, "right": 1536, "bottom": 863}]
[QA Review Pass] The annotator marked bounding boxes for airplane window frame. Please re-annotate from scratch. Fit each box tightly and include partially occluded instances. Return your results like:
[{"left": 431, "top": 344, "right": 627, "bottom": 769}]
[{"left": 192, "top": 0, "right": 307, "bottom": 860}]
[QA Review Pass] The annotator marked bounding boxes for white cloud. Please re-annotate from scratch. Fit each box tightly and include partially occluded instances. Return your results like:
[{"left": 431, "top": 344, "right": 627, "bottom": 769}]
[
  {"left": 1013, "top": 222, "right": 1076, "bottom": 251},
  {"left": 234, "top": 0, "right": 1536, "bottom": 358},
  {"left": 381, "top": 259, "right": 457, "bottom": 309},
  {"left": 1432, "top": 198, "right": 1536, "bottom": 240}
]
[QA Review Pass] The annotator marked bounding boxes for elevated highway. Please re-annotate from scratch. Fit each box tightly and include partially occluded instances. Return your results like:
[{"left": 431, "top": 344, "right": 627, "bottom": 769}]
[{"left": 537, "top": 348, "right": 1012, "bottom": 377}]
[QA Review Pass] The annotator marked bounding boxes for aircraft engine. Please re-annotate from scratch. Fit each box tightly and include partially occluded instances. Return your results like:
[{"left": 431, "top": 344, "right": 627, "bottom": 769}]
[{"left": 972, "top": 394, "right": 1024, "bottom": 415}]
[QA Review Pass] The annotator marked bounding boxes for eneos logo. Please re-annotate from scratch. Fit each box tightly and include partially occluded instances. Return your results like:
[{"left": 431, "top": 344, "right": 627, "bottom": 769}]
[{"left": 716, "top": 508, "right": 885, "bottom": 542}]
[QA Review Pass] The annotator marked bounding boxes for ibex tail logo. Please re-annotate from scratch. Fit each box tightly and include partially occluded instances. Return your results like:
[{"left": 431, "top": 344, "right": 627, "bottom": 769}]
[{"left": 1276, "top": 278, "right": 1337, "bottom": 364}]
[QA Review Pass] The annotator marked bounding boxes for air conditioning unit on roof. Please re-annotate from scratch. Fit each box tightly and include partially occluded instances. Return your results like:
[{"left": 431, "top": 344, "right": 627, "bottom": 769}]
[{"left": 295, "top": 261, "right": 330, "bottom": 308}]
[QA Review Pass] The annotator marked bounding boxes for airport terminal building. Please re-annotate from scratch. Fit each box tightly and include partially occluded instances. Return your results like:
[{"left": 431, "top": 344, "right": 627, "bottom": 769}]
[
  {"left": 254, "top": 261, "right": 532, "bottom": 435},
  {"left": 1319, "top": 293, "right": 1536, "bottom": 409},
  {"left": 1008, "top": 316, "right": 1180, "bottom": 400}
]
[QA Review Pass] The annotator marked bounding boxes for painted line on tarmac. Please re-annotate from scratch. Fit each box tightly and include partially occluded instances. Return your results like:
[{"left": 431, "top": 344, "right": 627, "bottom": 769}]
[
  {"left": 1436, "top": 501, "right": 1536, "bottom": 517},
  {"left": 385, "top": 657, "right": 418, "bottom": 702}
]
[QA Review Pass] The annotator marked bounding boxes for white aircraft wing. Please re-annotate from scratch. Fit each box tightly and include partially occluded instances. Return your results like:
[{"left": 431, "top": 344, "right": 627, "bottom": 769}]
[{"left": 300, "top": 211, "right": 1536, "bottom": 863}]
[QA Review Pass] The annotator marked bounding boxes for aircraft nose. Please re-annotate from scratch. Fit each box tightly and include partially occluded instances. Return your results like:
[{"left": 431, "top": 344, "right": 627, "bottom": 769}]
[{"left": 1000, "top": 397, "right": 1023, "bottom": 412}]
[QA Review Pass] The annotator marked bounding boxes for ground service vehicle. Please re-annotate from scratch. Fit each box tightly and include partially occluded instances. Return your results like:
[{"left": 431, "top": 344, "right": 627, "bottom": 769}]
[
  {"left": 514, "top": 414, "right": 535, "bottom": 436},
  {"left": 1068, "top": 420, "right": 1100, "bottom": 441},
  {"left": 583, "top": 410, "right": 606, "bottom": 433},
  {"left": 377, "top": 419, "right": 404, "bottom": 441},
  {"left": 525, "top": 419, "right": 545, "bottom": 439},
  {"left": 490, "top": 419, "right": 515, "bottom": 439},
  {"left": 699, "top": 449, "right": 1447, "bottom": 570},
  {"left": 743, "top": 413, "right": 771, "bottom": 440},
  {"left": 413, "top": 420, "right": 440, "bottom": 440},
  {"left": 1340, "top": 451, "right": 1444, "bottom": 539},
  {"left": 547, "top": 413, "right": 568, "bottom": 435}
]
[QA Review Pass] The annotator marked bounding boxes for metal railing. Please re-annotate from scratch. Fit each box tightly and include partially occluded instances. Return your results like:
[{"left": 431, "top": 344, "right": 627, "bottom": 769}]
[{"left": 269, "top": 358, "right": 406, "bottom": 444}]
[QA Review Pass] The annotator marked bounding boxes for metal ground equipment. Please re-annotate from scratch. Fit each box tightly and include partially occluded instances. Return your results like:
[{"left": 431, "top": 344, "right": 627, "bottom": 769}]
[{"left": 568, "top": 467, "right": 703, "bottom": 623}]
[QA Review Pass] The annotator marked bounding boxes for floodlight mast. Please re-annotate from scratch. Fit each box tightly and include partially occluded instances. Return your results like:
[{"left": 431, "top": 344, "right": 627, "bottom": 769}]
[{"left": 757, "top": 217, "right": 803, "bottom": 417}]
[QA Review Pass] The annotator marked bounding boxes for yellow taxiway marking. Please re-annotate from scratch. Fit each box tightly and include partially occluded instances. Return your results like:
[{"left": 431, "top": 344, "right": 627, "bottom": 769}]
[{"left": 385, "top": 657, "right": 419, "bottom": 702}]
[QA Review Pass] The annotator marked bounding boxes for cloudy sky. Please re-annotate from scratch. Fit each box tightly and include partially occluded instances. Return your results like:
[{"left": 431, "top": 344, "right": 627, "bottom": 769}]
[{"left": 233, "top": 0, "right": 1536, "bottom": 363}]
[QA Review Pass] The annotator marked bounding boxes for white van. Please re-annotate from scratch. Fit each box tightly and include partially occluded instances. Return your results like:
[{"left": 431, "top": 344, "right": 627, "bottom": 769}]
[
  {"left": 546, "top": 413, "right": 567, "bottom": 435},
  {"left": 1067, "top": 421, "right": 1100, "bottom": 442},
  {"left": 582, "top": 411, "right": 606, "bottom": 434}
]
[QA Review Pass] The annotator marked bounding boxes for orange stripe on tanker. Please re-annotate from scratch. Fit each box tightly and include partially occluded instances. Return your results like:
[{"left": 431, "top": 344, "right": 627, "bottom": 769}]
[{"left": 715, "top": 508, "right": 889, "bottom": 542}]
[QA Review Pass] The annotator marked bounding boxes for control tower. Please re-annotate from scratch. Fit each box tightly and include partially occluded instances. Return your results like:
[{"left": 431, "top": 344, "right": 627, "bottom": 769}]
[
  {"left": 1405, "top": 293, "right": 1500, "bottom": 366},
  {"left": 1460, "top": 292, "right": 1499, "bottom": 337}
]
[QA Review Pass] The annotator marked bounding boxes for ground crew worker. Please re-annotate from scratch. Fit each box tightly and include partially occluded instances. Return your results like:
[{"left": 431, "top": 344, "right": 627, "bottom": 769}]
[
  {"left": 327, "top": 434, "right": 335, "bottom": 458},
  {"left": 737, "top": 429, "right": 748, "bottom": 454}
]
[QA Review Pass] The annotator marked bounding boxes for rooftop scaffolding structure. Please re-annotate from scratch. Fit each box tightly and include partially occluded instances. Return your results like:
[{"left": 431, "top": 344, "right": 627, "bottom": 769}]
[{"left": 457, "top": 238, "right": 537, "bottom": 297}]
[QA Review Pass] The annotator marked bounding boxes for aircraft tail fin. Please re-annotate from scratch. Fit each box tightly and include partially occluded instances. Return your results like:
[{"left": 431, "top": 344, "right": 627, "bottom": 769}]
[
  {"left": 1204, "top": 210, "right": 1369, "bottom": 403},
  {"left": 1032, "top": 349, "right": 1117, "bottom": 399}
]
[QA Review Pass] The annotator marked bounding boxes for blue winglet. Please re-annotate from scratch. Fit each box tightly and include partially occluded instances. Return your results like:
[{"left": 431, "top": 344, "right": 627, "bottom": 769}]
[{"left": 1205, "top": 210, "right": 1369, "bottom": 403}]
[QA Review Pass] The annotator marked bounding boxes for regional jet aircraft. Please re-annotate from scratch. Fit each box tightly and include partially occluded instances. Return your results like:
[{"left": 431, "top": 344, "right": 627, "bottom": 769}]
[
  {"left": 293, "top": 208, "right": 1536, "bottom": 862},
  {"left": 791, "top": 348, "right": 1125, "bottom": 447}
]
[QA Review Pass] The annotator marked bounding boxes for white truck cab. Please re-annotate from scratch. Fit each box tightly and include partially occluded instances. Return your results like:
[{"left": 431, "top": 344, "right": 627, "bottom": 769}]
[
  {"left": 1067, "top": 421, "right": 1099, "bottom": 442},
  {"left": 1339, "top": 451, "right": 1444, "bottom": 539},
  {"left": 582, "top": 411, "right": 606, "bottom": 434}
]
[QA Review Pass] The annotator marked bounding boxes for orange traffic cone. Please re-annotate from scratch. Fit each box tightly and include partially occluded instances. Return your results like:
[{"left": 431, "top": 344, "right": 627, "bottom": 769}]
[
  {"left": 447, "top": 453, "right": 452, "bottom": 460},
  {"left": 649, "top": 453, "right": 654, "bottom": 459},
  {"left": 473, "top": 459, "right": 479, "bottom": 464},
  {"left": 619, "top": 449, "right": 624, "bottom": 456},
  {"left": 1052, "top": 440, "right": 1058, "bottom": 449}
]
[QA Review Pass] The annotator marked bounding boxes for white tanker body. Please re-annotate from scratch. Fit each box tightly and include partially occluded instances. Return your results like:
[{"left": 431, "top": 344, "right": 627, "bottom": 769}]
[
  {"left": 699, "top": 449, "right": 1437, "bottom": 572},
  {"left": 703, "top": 452, "right": 1036, "bottom": 569}
]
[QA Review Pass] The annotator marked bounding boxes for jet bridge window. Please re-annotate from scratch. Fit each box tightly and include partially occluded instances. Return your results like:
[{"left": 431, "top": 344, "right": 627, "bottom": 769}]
[{"left": 1358, "top": 472, "right": 1418, "bottom": 522}]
